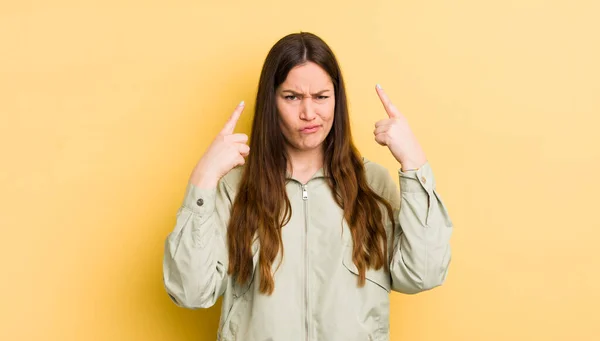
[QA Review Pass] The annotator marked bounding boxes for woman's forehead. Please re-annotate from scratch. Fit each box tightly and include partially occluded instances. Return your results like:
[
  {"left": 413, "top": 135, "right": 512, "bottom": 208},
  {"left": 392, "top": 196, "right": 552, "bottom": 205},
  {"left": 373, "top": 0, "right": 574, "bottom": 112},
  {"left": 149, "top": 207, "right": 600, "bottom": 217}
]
[{"left": 280, "top": 62, "right": 333, "bottom": 93}]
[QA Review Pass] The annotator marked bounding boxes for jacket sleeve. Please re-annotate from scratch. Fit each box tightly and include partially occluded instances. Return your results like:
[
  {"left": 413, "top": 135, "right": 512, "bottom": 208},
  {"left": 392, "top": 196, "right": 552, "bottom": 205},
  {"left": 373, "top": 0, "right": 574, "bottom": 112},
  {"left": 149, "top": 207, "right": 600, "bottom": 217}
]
[
  {"left": 162, "top": 178, "right": 232, "bottom": 309},
  {"left": 388, "top": 161, "right": 454, "bottom": 294}
]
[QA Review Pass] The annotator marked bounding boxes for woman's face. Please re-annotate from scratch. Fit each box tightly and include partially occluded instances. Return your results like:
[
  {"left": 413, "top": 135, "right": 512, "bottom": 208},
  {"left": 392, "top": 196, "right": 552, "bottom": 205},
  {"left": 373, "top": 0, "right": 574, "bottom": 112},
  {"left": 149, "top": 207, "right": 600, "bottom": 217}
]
[{"left": 276, "top": 61, "right": 335, "bottom": 153}]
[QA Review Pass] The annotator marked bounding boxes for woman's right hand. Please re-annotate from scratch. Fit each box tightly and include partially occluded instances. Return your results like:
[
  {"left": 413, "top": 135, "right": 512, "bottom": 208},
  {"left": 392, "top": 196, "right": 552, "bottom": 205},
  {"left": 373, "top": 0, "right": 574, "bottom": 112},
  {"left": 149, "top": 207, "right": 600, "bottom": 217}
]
[{"left": 189, "top": 101, "right": 249, "bottom": 188}]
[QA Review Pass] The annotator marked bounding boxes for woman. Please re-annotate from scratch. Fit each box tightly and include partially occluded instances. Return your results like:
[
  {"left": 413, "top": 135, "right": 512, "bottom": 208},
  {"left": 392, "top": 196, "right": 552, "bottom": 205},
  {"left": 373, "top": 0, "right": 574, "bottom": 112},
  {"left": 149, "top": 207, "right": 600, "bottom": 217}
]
[{"left": 163, "top": 32, "right": 454, "bottom": 341}]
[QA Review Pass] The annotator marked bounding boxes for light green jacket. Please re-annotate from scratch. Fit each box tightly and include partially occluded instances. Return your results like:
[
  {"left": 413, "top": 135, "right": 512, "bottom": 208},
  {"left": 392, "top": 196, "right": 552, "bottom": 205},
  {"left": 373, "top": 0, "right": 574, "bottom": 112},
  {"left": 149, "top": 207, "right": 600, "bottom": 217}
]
[{"left": 163, "top": 157, "right": 453, "bottom": 341}]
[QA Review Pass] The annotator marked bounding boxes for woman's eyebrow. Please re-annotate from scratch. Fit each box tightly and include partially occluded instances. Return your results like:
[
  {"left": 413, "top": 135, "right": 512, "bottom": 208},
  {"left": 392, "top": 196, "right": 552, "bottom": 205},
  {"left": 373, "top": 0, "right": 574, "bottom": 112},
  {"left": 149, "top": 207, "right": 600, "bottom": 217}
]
[{"left": 281, "top": 89, "right": 331, "bottom": 96}]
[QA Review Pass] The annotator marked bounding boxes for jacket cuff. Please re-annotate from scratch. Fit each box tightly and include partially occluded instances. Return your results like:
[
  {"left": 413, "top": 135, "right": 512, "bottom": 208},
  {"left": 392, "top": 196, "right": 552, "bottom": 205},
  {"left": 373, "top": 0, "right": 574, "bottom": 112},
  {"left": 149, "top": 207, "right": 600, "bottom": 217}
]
[
  {"left": 398, "top": 160, "right": 436, "bottom": 194},
  {"left": 182, "top": 182, "right": 217, "bottom": 216}
]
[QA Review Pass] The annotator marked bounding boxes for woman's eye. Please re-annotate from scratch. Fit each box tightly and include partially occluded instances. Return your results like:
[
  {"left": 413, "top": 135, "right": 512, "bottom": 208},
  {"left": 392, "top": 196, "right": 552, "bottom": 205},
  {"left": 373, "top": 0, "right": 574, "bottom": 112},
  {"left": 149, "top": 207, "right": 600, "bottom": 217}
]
[{"left": 284, "top": 95, "right": 329, "bottom": 101}]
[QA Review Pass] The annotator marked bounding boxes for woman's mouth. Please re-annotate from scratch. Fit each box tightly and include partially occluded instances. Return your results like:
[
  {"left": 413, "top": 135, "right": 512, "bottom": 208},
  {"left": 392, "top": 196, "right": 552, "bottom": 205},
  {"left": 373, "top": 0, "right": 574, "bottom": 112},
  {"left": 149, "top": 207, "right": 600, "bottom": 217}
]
[{"left": 300, "top": 125, "right": 321, "bottom": 134}]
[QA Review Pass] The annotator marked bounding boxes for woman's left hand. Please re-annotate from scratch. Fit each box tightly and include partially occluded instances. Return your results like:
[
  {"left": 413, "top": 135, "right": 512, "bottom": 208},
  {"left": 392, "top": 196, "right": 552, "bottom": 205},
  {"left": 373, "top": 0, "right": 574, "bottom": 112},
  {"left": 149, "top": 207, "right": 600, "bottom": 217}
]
[{"left": 373, "top": 84, "right": 428, "bottom": 171}]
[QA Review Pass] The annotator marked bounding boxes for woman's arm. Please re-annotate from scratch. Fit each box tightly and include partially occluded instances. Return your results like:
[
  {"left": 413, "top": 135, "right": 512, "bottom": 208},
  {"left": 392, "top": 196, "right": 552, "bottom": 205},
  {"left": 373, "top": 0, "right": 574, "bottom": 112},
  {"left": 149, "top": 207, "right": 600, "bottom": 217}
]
[
  {"left": 162, "top": 179, "right": 232, "bottom": 309},
  {"left": 388, "top": 161, "right": 454, "bottom": 294}
]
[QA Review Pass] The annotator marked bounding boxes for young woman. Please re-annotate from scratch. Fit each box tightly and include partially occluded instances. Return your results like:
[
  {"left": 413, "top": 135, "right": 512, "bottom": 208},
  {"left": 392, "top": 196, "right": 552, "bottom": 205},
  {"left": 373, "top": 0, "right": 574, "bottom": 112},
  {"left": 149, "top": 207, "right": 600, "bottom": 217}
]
[{"left": 163, "top": 32, "right": 454, "bottom": 341}]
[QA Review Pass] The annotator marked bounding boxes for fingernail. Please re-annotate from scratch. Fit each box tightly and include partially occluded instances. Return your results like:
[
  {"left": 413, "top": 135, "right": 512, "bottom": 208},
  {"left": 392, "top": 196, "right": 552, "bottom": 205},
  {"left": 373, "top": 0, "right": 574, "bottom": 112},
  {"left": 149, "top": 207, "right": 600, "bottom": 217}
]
[
  {"left": 239, "top": 100, "right": 245, "bottom": 106},
  {"left": 376, "top": 84, "right": 382, "bottom": 89}
]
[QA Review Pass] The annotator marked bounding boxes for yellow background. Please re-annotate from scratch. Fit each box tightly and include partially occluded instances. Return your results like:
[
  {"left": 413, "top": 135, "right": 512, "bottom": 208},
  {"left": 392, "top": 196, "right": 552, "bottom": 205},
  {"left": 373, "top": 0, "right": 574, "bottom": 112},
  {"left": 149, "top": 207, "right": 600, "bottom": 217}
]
[{"left": 1, "top": 1, "right": 599, "bottom": 340}]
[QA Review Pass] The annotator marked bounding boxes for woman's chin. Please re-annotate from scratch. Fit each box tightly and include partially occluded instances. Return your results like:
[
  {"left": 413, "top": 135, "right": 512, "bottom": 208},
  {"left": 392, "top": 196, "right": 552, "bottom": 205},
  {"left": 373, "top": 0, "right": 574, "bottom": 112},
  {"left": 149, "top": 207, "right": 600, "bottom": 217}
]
[{"left": 292, "top": 140, "right": 325, "bottom": 152}]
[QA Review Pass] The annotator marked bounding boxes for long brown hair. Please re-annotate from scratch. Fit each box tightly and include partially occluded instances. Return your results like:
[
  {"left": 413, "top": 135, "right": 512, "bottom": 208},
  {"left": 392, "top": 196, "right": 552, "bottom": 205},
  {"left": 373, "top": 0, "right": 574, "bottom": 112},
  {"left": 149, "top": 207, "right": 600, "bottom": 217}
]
[{"left": 227, "top": 32, "right": 395, "bottom": 295}]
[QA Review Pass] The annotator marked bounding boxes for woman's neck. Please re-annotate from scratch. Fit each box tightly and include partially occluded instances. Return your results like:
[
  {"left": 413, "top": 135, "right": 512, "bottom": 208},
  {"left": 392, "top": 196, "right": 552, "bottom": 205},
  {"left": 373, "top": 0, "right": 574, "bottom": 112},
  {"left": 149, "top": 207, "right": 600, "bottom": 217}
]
[{"left": 286, "top": 146, "right": 324, "bottom": 182}]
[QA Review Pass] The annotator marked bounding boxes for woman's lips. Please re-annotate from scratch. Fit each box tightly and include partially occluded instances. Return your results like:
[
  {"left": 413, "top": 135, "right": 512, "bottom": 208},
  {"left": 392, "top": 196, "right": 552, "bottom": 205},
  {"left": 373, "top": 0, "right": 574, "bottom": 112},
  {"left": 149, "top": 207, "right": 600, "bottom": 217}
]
[{"left": 300, "top": 125, "right": 321, "bottom": 133}]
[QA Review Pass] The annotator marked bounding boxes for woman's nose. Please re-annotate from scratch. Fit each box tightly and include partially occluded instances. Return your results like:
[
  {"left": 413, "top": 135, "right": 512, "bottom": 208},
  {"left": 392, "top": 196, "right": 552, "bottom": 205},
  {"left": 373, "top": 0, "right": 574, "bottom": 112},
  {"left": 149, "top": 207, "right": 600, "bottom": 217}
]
[{"left": 299, "top": 98, "right": 317, "bottom": 120}]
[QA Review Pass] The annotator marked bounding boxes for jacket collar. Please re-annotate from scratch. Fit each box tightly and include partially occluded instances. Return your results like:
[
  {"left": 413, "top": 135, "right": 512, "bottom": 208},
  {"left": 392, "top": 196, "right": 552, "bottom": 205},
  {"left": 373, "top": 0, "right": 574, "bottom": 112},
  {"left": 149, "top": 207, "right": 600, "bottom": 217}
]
[
  {"left": 285, "top": 167, "right": 328, "bottom": 182},
  {"left": 284, "top": 156, "right": 369, "bottom": 182}
]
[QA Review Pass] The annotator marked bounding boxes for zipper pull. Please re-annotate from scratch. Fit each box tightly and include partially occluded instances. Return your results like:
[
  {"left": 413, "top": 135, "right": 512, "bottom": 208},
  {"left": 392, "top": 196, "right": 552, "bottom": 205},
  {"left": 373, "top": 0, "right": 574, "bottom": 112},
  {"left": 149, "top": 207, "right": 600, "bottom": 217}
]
[{"left": 302, "top": 185, "right": 308, "bottom": 200}]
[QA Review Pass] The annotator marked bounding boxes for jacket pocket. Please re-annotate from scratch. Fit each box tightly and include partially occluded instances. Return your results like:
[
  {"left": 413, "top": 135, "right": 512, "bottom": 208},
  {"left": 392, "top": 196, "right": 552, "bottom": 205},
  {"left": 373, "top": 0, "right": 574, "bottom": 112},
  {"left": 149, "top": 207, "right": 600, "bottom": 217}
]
[
  {"left": 219, "top": 295, "right": 247, "bottom": 341},
  {"left": 342, "top": 245, "right": 391, "bottom": 293}
]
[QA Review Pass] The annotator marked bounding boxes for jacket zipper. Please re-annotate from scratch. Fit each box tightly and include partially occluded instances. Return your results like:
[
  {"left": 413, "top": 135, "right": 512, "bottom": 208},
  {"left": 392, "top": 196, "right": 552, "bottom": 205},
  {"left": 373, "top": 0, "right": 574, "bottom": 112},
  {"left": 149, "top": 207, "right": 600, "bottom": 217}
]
[{"left": 302, "top": 184, "right": 309, "bottom": 341}]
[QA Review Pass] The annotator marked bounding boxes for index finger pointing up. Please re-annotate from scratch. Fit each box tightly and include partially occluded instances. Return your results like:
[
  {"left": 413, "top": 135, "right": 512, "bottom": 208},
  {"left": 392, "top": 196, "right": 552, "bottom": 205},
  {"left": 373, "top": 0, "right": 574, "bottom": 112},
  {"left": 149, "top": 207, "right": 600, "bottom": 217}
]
[
  {"left": 221, "top": 100, "right": 245, "bottom": 135},
  {"left": 375, "top": 84, "right": 400, "bottom": 118}
]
